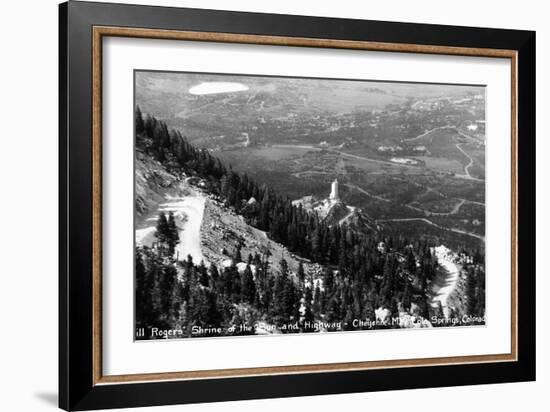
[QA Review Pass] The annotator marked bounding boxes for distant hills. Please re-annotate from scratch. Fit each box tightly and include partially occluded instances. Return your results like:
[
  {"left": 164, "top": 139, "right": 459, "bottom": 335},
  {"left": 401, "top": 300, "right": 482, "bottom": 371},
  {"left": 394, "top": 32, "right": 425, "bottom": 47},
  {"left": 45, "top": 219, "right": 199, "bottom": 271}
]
[{"left": 135, "top": 71, "right": 481, "bottom": 141}]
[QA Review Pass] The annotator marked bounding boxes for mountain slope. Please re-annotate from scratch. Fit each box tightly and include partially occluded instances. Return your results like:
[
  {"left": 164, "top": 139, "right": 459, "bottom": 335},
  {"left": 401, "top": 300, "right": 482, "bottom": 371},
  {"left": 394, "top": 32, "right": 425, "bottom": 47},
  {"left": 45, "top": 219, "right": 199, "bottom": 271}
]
[
  {"left": 292, "top": 195, "right": 379, "bottom": 233},
  {"left": 135, "top": 149, "right": 319, "bottom": 277},
  {"left": 133, "top": 110, "right": 485, "bottom": 337}
]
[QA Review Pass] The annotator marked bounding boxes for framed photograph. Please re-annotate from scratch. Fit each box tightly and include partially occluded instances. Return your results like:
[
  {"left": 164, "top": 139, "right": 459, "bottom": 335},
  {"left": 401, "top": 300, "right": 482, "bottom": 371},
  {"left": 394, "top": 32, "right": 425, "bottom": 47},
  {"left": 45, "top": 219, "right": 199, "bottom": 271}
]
[{"left": 59, "top": 1, "right": 536, "bottom": 410}]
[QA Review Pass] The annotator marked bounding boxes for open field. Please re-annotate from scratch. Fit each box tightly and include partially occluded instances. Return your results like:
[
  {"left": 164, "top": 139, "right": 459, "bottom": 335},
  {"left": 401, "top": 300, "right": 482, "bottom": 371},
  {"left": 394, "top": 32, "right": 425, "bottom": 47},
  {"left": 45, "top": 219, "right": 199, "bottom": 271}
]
[{"left": 241, "top": 145, "right": 314, "bottom": 161}]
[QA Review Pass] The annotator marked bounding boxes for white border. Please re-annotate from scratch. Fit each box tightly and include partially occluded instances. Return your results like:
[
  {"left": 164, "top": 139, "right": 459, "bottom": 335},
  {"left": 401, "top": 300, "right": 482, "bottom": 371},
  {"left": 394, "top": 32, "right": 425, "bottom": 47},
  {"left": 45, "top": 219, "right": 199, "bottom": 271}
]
[{"left": 102, "top": 36, "right": 511, "bottom": 376}]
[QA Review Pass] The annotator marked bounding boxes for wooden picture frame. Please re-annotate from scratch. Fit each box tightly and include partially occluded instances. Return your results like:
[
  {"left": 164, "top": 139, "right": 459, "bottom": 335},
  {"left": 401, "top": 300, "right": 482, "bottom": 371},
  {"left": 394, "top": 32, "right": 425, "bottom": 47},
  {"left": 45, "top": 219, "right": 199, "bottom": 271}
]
[{"left": 59, "top": 1, "right": 535, "bottom": 410}]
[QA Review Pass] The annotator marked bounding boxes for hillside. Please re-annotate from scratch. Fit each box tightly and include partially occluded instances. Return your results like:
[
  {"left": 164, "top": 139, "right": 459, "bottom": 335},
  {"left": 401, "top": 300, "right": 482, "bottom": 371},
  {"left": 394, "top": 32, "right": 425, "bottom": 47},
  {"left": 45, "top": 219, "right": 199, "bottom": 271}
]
[
  {"left": 133, "top": 110, "right": 486, "bottom": 339},
  {"left": 134, "top": 70, "right": 486, "bottom": 252},
  {"left": 135, "top": 149, "right": 320, "bottom": 277},
  {"left": 292, "top": 183, "right": 379, "bottom": 233}
]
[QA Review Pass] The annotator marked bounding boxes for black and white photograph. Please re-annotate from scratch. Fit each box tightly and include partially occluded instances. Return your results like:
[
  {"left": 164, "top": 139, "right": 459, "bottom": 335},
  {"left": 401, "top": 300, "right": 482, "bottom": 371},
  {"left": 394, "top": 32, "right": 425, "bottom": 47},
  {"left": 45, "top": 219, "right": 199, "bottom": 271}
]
[
  {"left": 134, "top": 71, "right": 487, "bottom": 340},
  {"left": 1, "top": 0, "right": 541, "bottom": 409}
]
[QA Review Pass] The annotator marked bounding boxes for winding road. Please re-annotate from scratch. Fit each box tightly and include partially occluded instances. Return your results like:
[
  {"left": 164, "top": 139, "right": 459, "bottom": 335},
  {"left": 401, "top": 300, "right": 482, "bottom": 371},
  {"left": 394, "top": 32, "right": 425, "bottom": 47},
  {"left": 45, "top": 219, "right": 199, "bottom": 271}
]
[
  {"left": 376, "top": 217, "right": 484, "bottom": 241},
  {"left": 338, "top": 207, "right": 357, "bottom": 226},
  {"left": 273, "top": 143, "right": 482, "bottom": 182},
  {"left": 344, "top": 183, "right": 390, "bottom": 203},
  {"left": 136, "top": 189, "right": 208, "bottom": 265},
  {"left": 430, "top": 246, "right": 460, "bottom": 317},
  {"left": 406, "top": 198, "right": 466, "bottom": 216},
  {"left": 455, "top": 143, "right": 474, "bottom": 177},
  {"left": 346, "top": 183, "right": 483, "bottom": 217},
  {"left": 453, "top": 143, "right": 484, "bottom": 182},
  {"left": 403, "top": 125, "right": 454, "bottom": 142}
]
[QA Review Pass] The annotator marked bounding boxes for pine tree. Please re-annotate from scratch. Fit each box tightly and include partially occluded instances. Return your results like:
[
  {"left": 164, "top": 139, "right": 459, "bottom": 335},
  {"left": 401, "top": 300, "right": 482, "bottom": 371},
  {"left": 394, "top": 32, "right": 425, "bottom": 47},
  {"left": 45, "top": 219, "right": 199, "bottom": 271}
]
[
  {"left": 185, "top": 254, "right": 194, "bottom": 269},
  {"left": 155, "top": 212, "right": 170, "bottom": 255},
  {"left": 343, "top": 307, "right": 354, "bottom": 330},
  {"left": 135, "top": 106, "right": 145, "bottom": 134},
  {"left": 297, "top": 261, "right": 305, "bottom": 285},
  {"left": 135, "top": 248, "right": 153, "bottom": 330},
  {"left": 283, "top": 279, "right": 298, "bottom": 323},
  {"left": 167, "top": 211, "right": 179, "bottom": 257},
  {"left": 205, "top": 290, "right": 222, "bottom": 328},
  {"left": 323, "top": 267, "right": 334, "bottom": 296},
  {"left": 234, "top": 245, "right": 242, "bottom": 263},
  {"left": 271, "top": 274, "right": 286, "bottom": 326},
  {"left": 325, "top": 292, "right": 341, "bottom": 324},
  {"left": 198, "top": 261, "right": 209, "bottom": 287},
  {"left": 475, "top": 266, "right": 486, "bottom": 317},
  {"left": 380, "top": 255, "right": 394, "bottom": 307},
  {"left": 279, "top": 258, "right": 289, "bottom": 278},
  {"left": 271, "top": 259, "right": 290, "bottom": 326},
  {"left": 311, "top": 227, "right": 322, "bottom": 262},
  {"left": 406, "top": 248, "right": 416, "bottom": 274},
  {"left": 466, "top": 267, "right": 478, "bottom": 316},
  {"left": 160, "top": 265, "right": 179, "bottom": 323},
  {"left": 402, "top": 281, "right": 412, "bottom": 312},
  {"left": 362, "top": 290, "right": 376, "bottom": 322},
  {"left": 312, "top": 283, "right": 321, "bottom": 314},
  {"left": 303, "top": 286, "right": 314, "bottom": 326},
  {"left": 241, "top": 265, "right": 256, "bottom": 304},
  {"left": 209, "top": 264, "right": 220, "bottom": 287},
  {"left": 435, "top": 301, "right": 445, "bottom": 322}
]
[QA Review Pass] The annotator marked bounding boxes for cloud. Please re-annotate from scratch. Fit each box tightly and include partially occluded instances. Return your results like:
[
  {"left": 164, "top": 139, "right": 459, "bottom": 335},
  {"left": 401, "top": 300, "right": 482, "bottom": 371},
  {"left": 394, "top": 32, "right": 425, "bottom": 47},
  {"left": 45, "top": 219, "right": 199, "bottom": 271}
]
[{"left": 189, "top": 82, "right": 249, "bottom": 95}]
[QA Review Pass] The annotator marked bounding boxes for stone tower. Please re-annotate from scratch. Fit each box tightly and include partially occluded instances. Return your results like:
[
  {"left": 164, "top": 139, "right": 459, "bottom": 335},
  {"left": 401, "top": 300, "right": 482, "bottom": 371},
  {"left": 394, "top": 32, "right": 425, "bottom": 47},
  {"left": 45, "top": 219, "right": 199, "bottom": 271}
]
[{"left": 329, "top": 178, "right": 339, "bottom": 201}]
